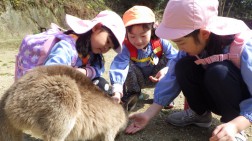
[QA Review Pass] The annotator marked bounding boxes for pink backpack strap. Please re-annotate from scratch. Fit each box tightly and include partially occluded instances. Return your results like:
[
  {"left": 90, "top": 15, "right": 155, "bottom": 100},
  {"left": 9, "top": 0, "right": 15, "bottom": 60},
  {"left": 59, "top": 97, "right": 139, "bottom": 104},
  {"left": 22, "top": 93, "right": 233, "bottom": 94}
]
[
  {"left": 194, "top": 30, "right": 252, "bottom": 68},
  {"left": 227, "top": 35, "right": 245, "bottom": 68},
  {"left": 37, "top": 37, "right": 60, "bottom": 65},
  {"left": 194, "top": 54, "right": 229, "bottom": 65}
]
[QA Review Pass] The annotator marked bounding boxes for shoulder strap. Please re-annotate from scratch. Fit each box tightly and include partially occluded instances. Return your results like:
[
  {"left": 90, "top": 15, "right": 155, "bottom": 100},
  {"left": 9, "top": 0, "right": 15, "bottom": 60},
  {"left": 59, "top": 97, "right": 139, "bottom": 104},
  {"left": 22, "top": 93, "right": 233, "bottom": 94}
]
[
  {"left": 38, "top": 32, "right": 77, "bottom": 66},
  {"left": 55, "top": 33, "right": 78, "bottom": 66},
  {"left": 125, "top": 38, "right": 163, "bottom": 59},
  {"left": 124, "top": 39, "right": 138, "bottom": 59},
  {"left": 151, "top": 39, "right": 163, "bottom": 58},
  {"left": 194, "top": 30, "right": 252, "bottom": 69},
  {"left": 37, "top": 37, "right": 60, "bottom": 65}
]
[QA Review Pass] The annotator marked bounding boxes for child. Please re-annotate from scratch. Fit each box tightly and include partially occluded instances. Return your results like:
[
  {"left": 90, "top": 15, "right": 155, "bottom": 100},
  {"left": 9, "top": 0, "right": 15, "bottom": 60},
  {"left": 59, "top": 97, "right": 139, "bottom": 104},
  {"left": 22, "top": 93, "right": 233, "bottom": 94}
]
[
  {"left": 44, "top": 10, "right": 126, "bottom": 94},
  {"left": 109, "top": 6, "right": 178, "bottom": 110},
  {"left": 125, "top": 0, "right": 252, "bottom": 140}
]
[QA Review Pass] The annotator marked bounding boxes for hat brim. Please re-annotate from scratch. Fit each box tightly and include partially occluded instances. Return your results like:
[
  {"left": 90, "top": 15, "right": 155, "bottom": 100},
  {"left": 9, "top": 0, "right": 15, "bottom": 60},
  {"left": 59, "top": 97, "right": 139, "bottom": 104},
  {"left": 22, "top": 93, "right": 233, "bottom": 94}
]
[
  {"left": 156, "top": 16, "right": 249, "bottom": 40},
  {"left": 125, "top": 19, "right": 154, "bottom": 27},
  {"left": 66, "top": 14, "right": 122, "bottom": 53},
  {"left": 66, "top": 14, "right": 97, "bottom": 34},
  {"left": 155, "top": 22, "right": 194, "bottom": 40},
  {"left": 207, "top": 17, "right": 249, "bottom": 36},
  {"left": 104, "top": 23, "right": 123, "bottom": 53}
]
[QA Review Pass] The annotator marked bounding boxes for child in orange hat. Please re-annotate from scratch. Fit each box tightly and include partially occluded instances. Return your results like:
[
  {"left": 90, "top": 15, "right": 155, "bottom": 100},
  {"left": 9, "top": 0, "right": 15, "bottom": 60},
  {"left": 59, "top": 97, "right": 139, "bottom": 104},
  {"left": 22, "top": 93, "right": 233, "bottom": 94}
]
[{"left": 109, "top": 6, "right": 178, "bottom": 111}]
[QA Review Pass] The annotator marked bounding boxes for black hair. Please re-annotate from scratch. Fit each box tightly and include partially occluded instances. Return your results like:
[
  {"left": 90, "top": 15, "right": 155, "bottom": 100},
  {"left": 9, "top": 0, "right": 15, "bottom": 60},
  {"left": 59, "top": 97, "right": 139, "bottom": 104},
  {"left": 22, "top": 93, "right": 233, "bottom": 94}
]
[
  {"left": 126, "top": 23, "right": 159, "bottom": 40},
  {"left": 64, "top": 29, "right": 102, "bottom": 68},
  {"left": 185, "top": 29, "right": 235, "bottom": 56},
  {"left": 64, "top": 30, "right": 75, "bottom": 35},
  {"left": 206, "top": 33, "right": 235, "bottom": 56},
  {"left": 102, "top": 26, "right": 120, "bottom": 51},
  {"left": 64, "top": 26, "right": 120, "bottom": 68}
]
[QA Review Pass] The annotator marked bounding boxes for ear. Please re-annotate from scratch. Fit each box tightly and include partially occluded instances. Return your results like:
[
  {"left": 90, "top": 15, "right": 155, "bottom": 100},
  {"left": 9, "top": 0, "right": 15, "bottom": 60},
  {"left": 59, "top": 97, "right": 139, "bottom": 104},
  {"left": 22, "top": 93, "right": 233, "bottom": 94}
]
[
  {"left": 200, "top": 29, "right": 211, "bottom": 40},
  {"left": 92, "top": 23, "right": 102, "bottom": 32}
]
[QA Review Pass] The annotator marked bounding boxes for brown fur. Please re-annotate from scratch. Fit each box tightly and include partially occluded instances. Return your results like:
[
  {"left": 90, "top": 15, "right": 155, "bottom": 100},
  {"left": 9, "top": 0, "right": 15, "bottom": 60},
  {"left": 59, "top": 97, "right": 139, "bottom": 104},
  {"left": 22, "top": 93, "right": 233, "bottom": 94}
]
[{"left": 0, "top": 65, "right": 128, "bottom": 141}]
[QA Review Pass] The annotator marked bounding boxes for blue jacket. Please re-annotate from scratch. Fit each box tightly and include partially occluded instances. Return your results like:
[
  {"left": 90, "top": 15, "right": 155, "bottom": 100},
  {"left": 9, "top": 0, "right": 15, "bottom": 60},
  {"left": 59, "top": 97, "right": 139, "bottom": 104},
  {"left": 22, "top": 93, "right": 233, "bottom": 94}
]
[
  {"left": 154, "top": 38, "right": 252, "bottom": 122},
  {"left": 44, "top": 39, "right": 105, "bottom": 79},
  {"left": 109, "top": 38, "right": 178, "bottom": 93}
]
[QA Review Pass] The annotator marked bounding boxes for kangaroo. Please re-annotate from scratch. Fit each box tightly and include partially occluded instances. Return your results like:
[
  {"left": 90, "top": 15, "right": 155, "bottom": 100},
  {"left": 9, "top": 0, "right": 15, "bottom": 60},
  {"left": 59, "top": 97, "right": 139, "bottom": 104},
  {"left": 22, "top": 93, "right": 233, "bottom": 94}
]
[{"left": 0, "top": 65, "right": 128, "bottom": 141}]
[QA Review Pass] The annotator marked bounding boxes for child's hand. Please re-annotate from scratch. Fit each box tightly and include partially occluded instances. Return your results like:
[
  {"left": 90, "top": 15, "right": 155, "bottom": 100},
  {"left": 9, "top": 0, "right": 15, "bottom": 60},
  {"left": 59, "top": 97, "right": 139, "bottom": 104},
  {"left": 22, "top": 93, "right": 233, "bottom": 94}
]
[
  {"left": 149, "top": 75, "right": 159, "bottom": 82},
  {"left": 76, "top": 68, "right": 87, "bottom": 75},
  {"left": 111, "top": 92, "right": 121, "bottom": 104},
  {"left": 209, "top": 123, "right": 238, "bottom": 141},
  {"left": 125, "top": 112, "right": 150, "bottom": 134},
  {"left": 149, "top": 72, "right": 164, "bottom": 82},
  {"left": 149, "top": 67, "right": 168, "bottom": 82}
]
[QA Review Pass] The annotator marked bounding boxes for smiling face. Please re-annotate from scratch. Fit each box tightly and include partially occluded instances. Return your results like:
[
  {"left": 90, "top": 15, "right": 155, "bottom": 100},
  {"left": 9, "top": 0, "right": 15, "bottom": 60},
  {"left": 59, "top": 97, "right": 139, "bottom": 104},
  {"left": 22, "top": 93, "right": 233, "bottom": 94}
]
[
  {"left": 172, "top": 29, "right": 210, "bottom": 56},
  {"left": 127, "top": 24, "right": 152, "bottom": 50},
  {"left": 90, "top": 24, "right": 115, "bottom": 54}
]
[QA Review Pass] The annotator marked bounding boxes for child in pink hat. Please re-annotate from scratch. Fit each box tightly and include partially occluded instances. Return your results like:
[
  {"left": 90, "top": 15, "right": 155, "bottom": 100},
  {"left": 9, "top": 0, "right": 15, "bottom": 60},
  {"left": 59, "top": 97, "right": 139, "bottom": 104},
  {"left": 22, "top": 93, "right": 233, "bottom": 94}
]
[
  {"left": 44, "top": 10, "right": 125, "bottom": 94},
  {"left": 126, "top": 0, "right": 251, "bottom": 140},
  {"left": 109, "top": 6, "right": 178, "bottom": 111}
]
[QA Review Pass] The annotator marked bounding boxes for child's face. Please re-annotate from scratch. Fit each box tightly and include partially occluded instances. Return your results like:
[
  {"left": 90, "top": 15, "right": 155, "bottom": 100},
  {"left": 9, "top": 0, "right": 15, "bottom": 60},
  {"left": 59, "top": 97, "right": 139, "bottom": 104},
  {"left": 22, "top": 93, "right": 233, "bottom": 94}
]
[
  {"left": 172, "top": 29, "right": 209, "bottom": 56},
  {"left": 90, "top": 25, "right": 114, "bottom": 54},
  {"left": 172, "top": 36, "right": 206, "bottom": 56},
  {"left": 127, "top": 25, "right": 151, "bottom": 50}
]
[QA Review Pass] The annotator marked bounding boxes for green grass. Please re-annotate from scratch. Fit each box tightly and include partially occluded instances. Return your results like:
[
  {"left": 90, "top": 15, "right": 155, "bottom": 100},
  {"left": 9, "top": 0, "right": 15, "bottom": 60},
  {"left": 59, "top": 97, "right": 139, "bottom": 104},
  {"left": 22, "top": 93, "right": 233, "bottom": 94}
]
[
  {"left": 2, "top": 63, "right": 7, "bottom": 66},
  {"left": 9, "top": 61, "right": 15, "bottom": 63},
  {"left": 0, "top": 73, "right": 13, "bottom": 76}
]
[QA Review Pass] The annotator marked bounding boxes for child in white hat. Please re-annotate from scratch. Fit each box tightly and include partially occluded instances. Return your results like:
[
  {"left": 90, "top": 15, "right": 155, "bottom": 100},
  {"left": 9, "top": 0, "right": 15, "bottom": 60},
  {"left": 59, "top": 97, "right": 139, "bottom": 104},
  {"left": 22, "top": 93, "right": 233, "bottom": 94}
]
[
  {"left": 45, "top": 10, "right": 126, "bottom": 93},
  {"left": 126, "top": 1, "right": 251, "bottom": 140}
]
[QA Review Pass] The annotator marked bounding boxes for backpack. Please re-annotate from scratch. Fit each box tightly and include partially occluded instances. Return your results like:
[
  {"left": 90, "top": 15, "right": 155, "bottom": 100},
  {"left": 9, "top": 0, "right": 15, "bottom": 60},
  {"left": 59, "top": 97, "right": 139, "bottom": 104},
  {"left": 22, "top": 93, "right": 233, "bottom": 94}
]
[
  {"left": 15, "top": 27, "right": 77, "bottom": 80},
  {"left": 124, "top": 38, "right": 163, "bottom": 65},
  {"left": 194, "top": 30, "right": 252, "bottom": 69}
]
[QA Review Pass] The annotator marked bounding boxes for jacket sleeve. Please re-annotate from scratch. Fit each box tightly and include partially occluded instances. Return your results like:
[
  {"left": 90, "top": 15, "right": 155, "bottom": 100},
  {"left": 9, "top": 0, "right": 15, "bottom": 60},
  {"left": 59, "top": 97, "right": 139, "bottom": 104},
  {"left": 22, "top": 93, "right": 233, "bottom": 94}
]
[
  {"left": 90, "top": 57, "right": 105, "bottom": 79},
  {"left": 109, "top": 45, "right": 131, "bottom": 93},
  {"left": 153, "top": 51, "right": 186, "bottom": 106},
  {"left": 240, "top": 39, "right": 252, "bottom": 122},
  {"left": 44, "top": 40, "right": 76, "bottom": 66}
]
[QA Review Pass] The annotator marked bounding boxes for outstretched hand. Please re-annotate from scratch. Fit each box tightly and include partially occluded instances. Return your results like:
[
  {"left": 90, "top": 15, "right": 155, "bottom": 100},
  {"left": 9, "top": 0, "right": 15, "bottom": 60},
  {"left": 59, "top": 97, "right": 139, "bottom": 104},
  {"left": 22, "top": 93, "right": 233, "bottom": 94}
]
[
  {"left": 209, "top": 123, "right": 237, "bottom": 141},
  {"left": 149, "top": 75, "right": 159, "bottom": 82},
  {"left": 125, "top": 112, "right": 150, "bottom": 134},
  {"left": 76, "top": 68, "right": 87, "bottom": 75},
  {"left": 149, "top": 67, "right": 168, "bottom": 82},
  {"left": 149, "top": 72, "right": 165, "bottom": 83}
]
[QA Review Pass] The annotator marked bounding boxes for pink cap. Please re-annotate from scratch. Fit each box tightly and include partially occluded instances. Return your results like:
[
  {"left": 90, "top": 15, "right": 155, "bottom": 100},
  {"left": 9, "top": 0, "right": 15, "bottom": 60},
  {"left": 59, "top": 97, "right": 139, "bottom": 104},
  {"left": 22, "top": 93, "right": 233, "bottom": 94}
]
[
  {"left": 66, "top": 10, "right": 126, "bottom": 53},
  {"left": 156, "top": 0, "right": 249, "bottom": 40}
]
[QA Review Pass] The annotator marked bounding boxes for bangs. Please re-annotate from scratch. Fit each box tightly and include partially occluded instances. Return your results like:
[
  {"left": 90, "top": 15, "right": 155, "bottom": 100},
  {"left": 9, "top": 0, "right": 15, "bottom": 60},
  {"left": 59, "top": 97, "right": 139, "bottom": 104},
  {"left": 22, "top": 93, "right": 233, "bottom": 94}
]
[{"left": 102, "top": 26, "right": 120, "bottom": 50}]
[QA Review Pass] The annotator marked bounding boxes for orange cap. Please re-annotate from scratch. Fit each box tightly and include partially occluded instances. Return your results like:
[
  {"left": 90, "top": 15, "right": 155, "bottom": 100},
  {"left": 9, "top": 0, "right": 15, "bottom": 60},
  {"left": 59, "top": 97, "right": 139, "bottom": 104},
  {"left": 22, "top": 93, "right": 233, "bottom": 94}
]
[{"left": 123, "top": 6, "right": 155, "bottom": 27}]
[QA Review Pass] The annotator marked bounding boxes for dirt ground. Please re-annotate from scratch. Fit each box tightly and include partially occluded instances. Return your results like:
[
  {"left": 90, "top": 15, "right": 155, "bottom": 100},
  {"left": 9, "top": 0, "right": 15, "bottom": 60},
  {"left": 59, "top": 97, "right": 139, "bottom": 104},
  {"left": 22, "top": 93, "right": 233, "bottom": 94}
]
[{"left": 0, "top": 41, "right": 251, "bottom": 141}]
